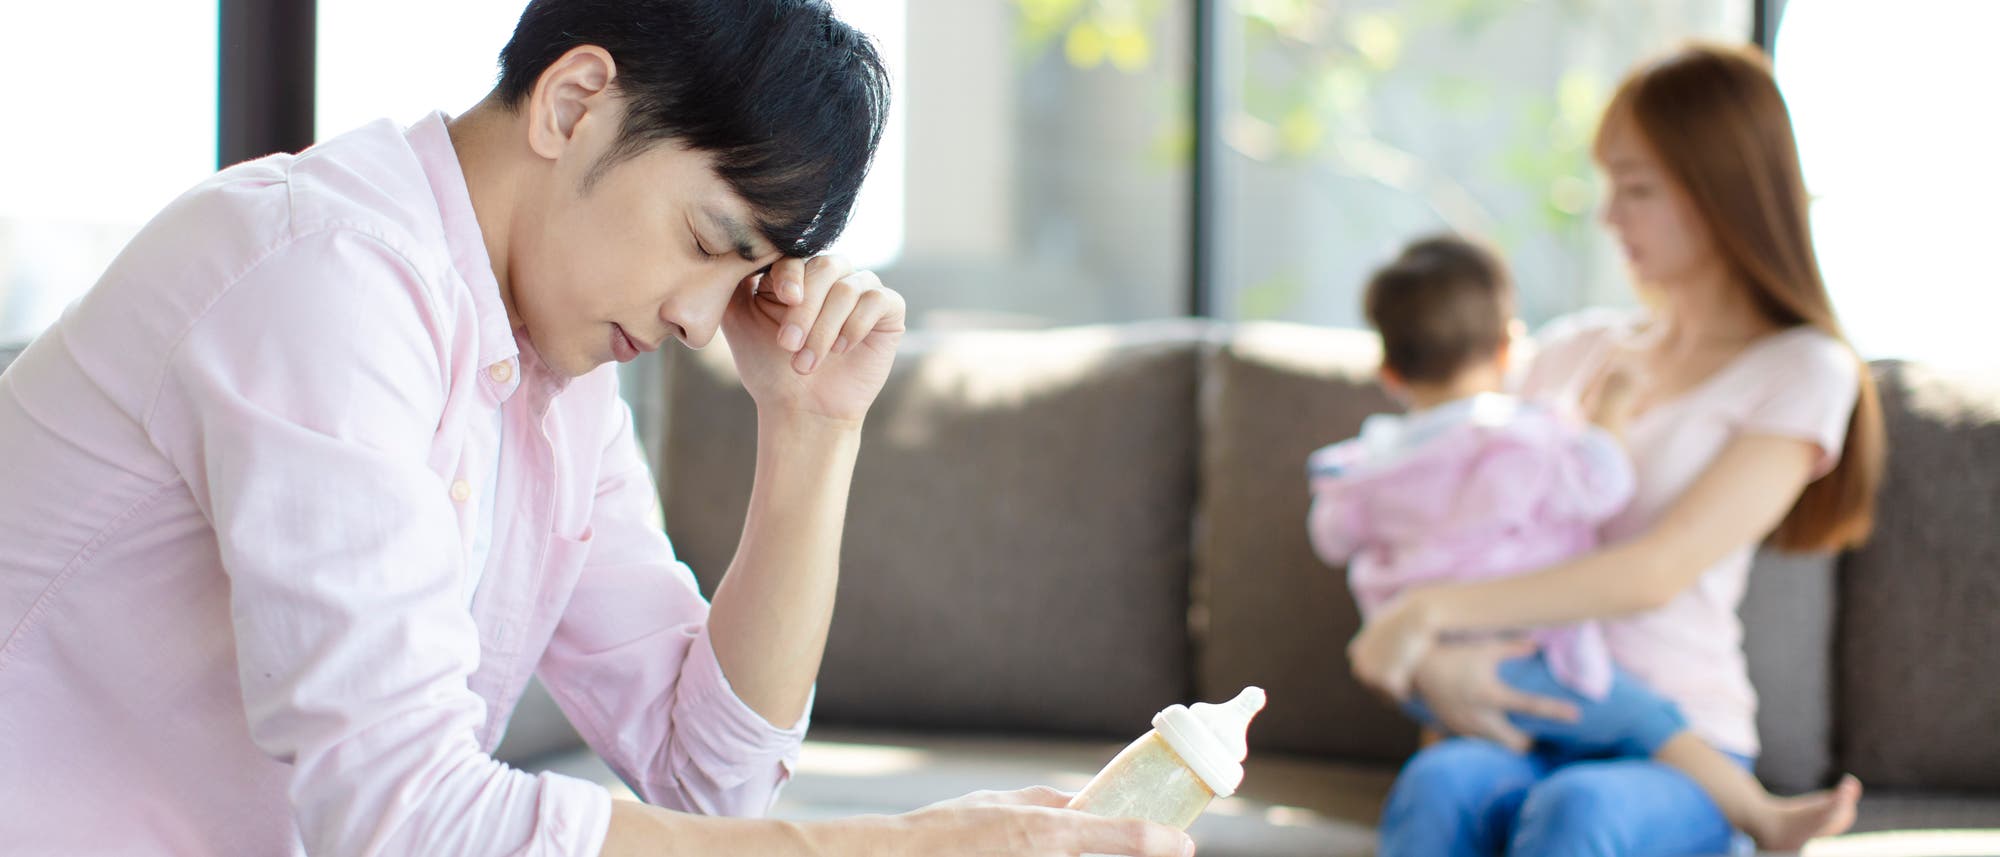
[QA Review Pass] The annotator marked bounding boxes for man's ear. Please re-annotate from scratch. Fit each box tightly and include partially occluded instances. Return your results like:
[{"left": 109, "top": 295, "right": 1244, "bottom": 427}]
[{"left": 524, "top": 45, "right": 618, "bottom": 162}]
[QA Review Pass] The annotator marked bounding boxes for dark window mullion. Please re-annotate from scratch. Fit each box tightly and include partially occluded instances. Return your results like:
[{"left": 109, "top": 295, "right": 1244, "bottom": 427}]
[
  {"left": 219, "top": 0, "right": 317, "bottom": 168},
  {"left": 1189, "top": 0, "right": 1221, "bottom": 318},
  {"left": 1754, "top": 0, "right": 1789, "bottom": 52}
]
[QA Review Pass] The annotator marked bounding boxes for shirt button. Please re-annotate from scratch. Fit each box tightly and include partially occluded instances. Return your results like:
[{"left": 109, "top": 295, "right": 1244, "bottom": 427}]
[
  {"left": 450, "top": 480, "right": 472, "bottom": 503},
  {"left": 488, "top": 361, "right": 514, "bottom": 383}
]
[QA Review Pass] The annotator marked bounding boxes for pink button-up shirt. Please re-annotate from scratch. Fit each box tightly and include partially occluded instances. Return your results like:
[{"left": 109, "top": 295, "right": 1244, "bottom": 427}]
[{"left": 0, "top": 113, "right": 806, "bottom": 855}]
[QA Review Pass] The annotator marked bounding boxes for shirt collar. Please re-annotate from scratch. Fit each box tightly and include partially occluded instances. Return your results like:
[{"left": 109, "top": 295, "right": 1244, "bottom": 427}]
[{"left": 407, "top": 111, "right": 570, "bottom": 402}]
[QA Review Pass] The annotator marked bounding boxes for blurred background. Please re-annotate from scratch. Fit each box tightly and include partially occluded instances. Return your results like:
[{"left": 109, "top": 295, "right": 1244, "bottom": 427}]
[{"left": 3, "top": 0, "right": 1996, "bottom": 428}]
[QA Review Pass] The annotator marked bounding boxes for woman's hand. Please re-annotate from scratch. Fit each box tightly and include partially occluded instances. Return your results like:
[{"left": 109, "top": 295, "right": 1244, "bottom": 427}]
[
  {"left": 1409, "top": 639, "right": 1580, "bottom": 753},
  {"left": 1581, "top": 358, "right": 1647, "bottom": 437},
  {"left": 828, "top": 787, "right": 1197, "bottom": 857},
  {"left": 1348, "top": 595, "right": 1444, "bottom": 700}
]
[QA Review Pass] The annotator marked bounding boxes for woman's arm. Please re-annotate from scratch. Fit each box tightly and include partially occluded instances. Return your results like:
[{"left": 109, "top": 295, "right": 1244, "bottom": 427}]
[
  {"left": 1351, "top": 433, "right": 1820, "bottom": 697},
  {"left": 1436, "top": 432, "right": 1817, "bottom": 625}
]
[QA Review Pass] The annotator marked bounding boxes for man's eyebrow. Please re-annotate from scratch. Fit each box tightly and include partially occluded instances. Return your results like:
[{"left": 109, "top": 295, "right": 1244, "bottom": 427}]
[{"left": 705, "top": 206, "right": 765, "bottom": 261}]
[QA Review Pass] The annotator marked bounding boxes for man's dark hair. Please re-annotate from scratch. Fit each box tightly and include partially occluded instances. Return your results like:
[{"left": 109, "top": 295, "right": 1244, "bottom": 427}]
[
  {"left": 496, "top": 0, "right": 890, "bottom": 258},
  {"left": 1362, "top": 235, "right": 1514, "bottom": 384}
]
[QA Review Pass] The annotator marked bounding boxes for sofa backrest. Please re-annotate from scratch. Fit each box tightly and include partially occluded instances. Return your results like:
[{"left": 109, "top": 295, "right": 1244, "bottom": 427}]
[
  {"left": 1191, "top": 323, "right": 1416, "bottom": 764},
  {"left": 1835, "top": 361, "right": 2000, "bottom": 791},
  {"left": 656, "top": 321, "right": 2000, "bottom": 794},
  {"left": 660, "top": 321, "right": 1207, "bottom": 737}
]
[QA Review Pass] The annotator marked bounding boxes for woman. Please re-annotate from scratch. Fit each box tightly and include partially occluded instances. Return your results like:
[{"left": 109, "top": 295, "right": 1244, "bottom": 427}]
[{"left": 1348, "top": 42, "right": 1885, "bottom": 857}]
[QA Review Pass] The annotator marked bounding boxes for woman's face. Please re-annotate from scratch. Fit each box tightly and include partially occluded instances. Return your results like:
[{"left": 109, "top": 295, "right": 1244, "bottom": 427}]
[{"left": 1595, "top": 114, "right": 1724, "bottom": 292}]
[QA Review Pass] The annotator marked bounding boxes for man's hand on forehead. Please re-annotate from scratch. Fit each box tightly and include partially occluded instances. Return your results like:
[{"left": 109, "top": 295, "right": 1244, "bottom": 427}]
[{"left": 723, "top": 253, "right": 907, "bottom": 425}]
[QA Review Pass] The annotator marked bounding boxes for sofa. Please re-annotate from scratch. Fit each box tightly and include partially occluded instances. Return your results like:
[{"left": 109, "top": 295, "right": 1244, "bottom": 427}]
[
  {"left": 10, "top": 320, "right": 1997, "bottom": 855},
  {"left": 503, "top": 319, "right": 2000, "bottom": 855}
]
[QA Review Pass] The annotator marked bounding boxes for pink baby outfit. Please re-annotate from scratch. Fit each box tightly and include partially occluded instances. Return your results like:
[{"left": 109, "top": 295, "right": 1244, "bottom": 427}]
[{"left": 1308, "top": 393, "right": 1635, "bottom": 699}]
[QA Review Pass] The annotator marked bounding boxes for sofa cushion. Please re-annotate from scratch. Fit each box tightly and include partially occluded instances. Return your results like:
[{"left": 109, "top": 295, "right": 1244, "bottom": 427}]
[
  {"left": 659, "top": 321, "right": 1206, "bottom": 736},
  {"left": 1194, "top": 322, "right": 1415, "bottom": 763},
  {"left": 1838, "top": 361, "right": 2000, "bottom": 790},
  {"left": 1740, "top": 549, "right": 1838, "bottom": 794}
]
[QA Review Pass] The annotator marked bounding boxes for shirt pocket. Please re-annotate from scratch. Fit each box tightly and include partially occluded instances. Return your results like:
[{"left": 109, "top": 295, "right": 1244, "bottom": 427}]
[{"left": 517, "top": 526, "right": 595, "bottom": 665}]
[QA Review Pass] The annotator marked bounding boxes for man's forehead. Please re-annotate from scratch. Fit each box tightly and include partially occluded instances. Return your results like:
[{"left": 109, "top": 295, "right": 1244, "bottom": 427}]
[{"left": 641, "top": 142, "right": 786, "bottom": 262}]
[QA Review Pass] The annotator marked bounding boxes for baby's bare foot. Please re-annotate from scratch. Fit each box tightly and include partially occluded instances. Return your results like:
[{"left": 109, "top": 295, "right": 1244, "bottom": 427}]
[{"left": 1751, "top": 774, "right": 1862, "bottom": 851}]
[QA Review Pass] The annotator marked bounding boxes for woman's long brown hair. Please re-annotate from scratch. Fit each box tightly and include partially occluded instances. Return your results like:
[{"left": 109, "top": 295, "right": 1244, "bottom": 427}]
[{"left": 1598, "top": 42, "right": 1883, "bottom": 551}]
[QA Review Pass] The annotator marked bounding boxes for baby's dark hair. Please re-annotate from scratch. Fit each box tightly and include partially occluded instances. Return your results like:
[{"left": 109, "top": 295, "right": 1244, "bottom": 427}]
[{"left": 1363, "top": 235, "right": 1514, "bottom": 384}]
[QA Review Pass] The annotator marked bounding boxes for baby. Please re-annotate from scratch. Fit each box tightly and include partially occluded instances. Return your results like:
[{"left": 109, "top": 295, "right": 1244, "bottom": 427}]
[{"left": 1308, "top": 235, "right": 1858, "bottom": 851}]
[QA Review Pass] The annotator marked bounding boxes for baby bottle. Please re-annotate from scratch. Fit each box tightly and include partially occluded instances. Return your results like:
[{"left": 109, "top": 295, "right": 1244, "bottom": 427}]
[{"left": 1067, "top": 686, "right": 1267, "bottom": 830}]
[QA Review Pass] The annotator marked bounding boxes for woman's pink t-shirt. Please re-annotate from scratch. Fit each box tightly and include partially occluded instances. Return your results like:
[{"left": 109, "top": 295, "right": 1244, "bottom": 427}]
[{"left": 1517, "top": 309, "right": 1860, "bottom": 756}]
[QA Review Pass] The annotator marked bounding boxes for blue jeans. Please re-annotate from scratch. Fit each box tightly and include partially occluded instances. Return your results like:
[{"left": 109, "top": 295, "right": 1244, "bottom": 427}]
[
  {"left": 1381, "top": 655, "right": 1753, "bottom": 857},
  {"left": 1403, "top": 654, "right": 1690, "bottom": 760},
  {"left": 1378, "top": 738, "right": 1755, "bottom": 857}
]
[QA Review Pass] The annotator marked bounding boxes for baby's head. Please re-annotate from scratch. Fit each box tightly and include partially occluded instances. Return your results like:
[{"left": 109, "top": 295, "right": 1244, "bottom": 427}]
[{"left": 1364, "top": 235, "right": 1519, "bottom": 409}]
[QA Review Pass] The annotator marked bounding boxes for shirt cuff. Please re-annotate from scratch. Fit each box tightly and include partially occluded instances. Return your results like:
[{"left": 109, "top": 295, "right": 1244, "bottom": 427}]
[
  {"left": 534, "top": 770, "right": 615, "bottom": 857},
  {"left": 670, "top": 629, "right": 812, "bottom": 790}
]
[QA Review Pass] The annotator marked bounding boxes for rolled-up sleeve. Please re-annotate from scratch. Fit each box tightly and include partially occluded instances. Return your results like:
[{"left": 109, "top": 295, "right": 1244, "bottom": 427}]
[
  {"left": 148, "top": 228, "right": 612, "bottom": 856},
  {"left": 534, "top": 390, "right": 807, "bottom": 817}
]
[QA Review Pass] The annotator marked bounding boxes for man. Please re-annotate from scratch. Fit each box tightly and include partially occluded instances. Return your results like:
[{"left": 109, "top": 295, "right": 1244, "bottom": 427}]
[{"left": 0, "top": 2, "right": 1192, "bottom": 855}]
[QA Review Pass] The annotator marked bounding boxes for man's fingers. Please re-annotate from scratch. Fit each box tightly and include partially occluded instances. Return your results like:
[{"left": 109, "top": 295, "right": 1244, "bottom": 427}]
[
  {"left": 776, "top": 256, "right": 858, "bottom": 358},
  {"left": 766, "top": 258, "right": 808, "bottom": 305},
  {"left": 969, "top": 786, "right": 1073, "bottom": 808},
  {"left": 1053, "top": 813, "right": 1194, "bottom": 857},
  {"left": 833, "top": 285, "right": 904, "bottom": 356},
  {"left": 1009, "top": 786, "right": 1075, "bottom": 809},
  {"left": 768, "top": 255, "right": 851, "bottom": 306},
  {"left": 792, "top": 273, "right": 871, "bottom": 374}
]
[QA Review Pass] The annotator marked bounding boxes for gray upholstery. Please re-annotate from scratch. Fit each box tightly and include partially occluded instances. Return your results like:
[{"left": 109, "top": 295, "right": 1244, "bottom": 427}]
[
  {"left": 493, "top": 678, "right": 585, "bottom": 765},
  {"left": 1740, "top": 549, "right": 1839, "bottom": 794},
  {"left": 1193, "top": 322, "right": 1415, "bottom": 763},
  {"left": 659, "top": 321, "right": 1207, "bottom": 736},
  {"left": 1838, "top": 361, "right": 2000, "bottom": 790}
]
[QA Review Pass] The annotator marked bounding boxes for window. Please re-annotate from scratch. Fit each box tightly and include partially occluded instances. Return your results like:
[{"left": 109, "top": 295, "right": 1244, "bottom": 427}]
[
  {"left": 1209, "top": 0, "right": 1751, "bottom": 329},
  {"left": 7, "top": 1, "right": 1809, "bottom": 349},
  {"left": 316, "top": 0, "right": 521, "bottom": 138},
  {"left": 878, "top": 1, "right": 1193, "bottom": 328},
  {"left": 1775, "top": 0, "right": 2000, "bottom": 369},
  {"left": 0, "top": 2, "right": 218, "bottom": 342}
]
